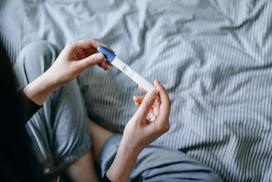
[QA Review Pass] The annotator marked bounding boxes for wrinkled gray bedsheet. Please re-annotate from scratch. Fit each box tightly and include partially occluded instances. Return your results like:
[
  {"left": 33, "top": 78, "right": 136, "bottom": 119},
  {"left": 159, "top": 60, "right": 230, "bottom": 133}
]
[{"left": 1, "top": 0, "right": 272, "bottom": 181}]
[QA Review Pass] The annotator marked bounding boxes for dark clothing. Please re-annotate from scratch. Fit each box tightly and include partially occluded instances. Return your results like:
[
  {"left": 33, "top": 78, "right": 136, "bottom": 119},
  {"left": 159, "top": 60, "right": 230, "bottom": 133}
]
[
  {"left": 0, "top": 42, "right": 47, "bottom": 182},
  {"left": 20, "top": 90, "right": 41, "bottom": 124},
  {"left": 102, "top": 175, "right": 112, "bottom": 182}
]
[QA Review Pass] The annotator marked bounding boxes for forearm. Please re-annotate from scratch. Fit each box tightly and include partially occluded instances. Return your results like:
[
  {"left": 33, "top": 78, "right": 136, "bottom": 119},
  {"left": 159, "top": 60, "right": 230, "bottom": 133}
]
[
  {"left": 23, "top": 70, "right": 59, "bottom": 106},
  {"left": 106, "top": 139, "right": 141, "bottom": 182}
]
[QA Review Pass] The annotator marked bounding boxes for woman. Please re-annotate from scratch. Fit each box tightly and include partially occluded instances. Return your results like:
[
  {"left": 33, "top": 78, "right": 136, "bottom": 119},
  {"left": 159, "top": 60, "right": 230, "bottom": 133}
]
[{"left": 0, "top": 38, "right": 171, "bottom": 181}]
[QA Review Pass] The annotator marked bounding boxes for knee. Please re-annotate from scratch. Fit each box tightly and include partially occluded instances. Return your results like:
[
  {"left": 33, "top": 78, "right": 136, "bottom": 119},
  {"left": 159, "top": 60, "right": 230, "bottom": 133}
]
[
  {"left": 13, "top": 41, "right": 58, "bottom": 86},
  {"left": 17, "top": 41, "right": 57, "bottom": 71}
]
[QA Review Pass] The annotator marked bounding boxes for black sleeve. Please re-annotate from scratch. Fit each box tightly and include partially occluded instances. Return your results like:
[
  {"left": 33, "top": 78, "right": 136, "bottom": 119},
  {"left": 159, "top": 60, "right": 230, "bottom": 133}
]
[
  {"left": 101, "top": 174, "right": 112, "bottom": 182},
  {"left": 20, "top": 90, "right": 42, "bottom": 124}
]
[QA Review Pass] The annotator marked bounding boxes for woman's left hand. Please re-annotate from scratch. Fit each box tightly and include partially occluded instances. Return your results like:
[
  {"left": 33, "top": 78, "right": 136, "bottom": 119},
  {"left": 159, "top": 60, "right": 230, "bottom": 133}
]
[
  {"left": 23, "top": 38, "right": 112, "bottom": 106},
  {"left": 46, "top": 38, "right": 111, "bottom": 87}
]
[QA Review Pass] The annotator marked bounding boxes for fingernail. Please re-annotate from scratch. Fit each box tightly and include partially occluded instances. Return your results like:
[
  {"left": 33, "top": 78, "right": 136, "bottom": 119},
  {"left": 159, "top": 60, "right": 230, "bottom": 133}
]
[
  {"left": 151, "top": 87, "right": 159, "bottom": 95},
  {"left": 97, "top": 53, "right": 104, "bottom": 60}
]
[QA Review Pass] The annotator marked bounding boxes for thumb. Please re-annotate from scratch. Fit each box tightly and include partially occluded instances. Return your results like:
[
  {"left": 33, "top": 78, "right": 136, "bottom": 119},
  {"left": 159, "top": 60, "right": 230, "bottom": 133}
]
[
  {"left": 134, "top": 90, "right": 157, "bottom": 120},
  {"left": 79, "top": 53, "right": 105, "bottom": 69}
]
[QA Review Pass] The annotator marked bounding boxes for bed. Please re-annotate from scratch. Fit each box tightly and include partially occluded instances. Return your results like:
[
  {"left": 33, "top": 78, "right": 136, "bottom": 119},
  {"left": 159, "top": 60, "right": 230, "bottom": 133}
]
[{"left": 1, "top": 0, "right": 272, "bottom": 181}]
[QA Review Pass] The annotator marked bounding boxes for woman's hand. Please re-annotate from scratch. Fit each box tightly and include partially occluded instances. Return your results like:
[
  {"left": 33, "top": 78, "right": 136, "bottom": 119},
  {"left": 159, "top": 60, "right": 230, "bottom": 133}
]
[
  {"left": 23, "top": 38, "right": 111, "bottom": 106},
  {"left": 122, "top": 80, "right": 171, "bottom": 152},
  {"left": 45, "top": 38, "right": 111, "bottom": 87},
  {"left": 106, "top": 80, "right": 171, "bottom": 182}
]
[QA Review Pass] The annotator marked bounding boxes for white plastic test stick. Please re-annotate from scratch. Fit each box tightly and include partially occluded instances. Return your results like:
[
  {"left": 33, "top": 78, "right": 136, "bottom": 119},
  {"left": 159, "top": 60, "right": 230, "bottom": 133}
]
[{"left": 97, "top": 46, "right": 155, "bottom": 92}]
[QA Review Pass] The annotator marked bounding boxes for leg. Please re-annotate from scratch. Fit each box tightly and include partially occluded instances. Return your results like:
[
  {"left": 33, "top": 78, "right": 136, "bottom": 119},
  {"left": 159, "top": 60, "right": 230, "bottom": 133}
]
[
  {"left": 65, "top": 151, "right": 98, "bottom": 182},
  {"left": 131, "top": 147, "right": 222, "bottom": 182},
  {"left": 13, "top": 41, "right": 98, "bottom": 181},
  {"left": 90, "top": 121, "right": 114, "bottom": 162},
  {"left": 96, "top": 132, "right": 222, "bottom": 182}
]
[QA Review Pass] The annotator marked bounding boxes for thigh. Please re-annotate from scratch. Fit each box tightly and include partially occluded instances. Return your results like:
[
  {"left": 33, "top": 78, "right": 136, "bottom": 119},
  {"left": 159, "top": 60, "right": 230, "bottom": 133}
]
[{"left": 133, "top": 147, "right": 222, "bottom": 182}]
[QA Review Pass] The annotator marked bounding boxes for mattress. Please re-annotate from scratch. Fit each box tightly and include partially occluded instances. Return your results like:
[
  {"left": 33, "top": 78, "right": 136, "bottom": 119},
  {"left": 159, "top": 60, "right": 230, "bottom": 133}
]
[{"left": 1, "top": 0, "right": 272, "bottom": 181}]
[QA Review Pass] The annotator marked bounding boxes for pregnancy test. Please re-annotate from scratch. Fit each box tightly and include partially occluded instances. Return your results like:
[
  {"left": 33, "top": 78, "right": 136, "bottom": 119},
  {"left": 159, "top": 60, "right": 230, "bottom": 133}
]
[{"left": 97, "top": 46, "right": 155, "bottom": 92}]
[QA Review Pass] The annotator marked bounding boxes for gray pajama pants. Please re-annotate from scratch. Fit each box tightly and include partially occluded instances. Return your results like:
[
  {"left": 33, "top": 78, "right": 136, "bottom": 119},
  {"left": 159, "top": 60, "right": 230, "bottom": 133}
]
[
  {"left": 13, "top": 41, "right": 92, "bottom": 173},
  {"left": 13, "top": 41, "right": 222, "bottom": 181},
  {"left": 101, "top": 135, "right": 222, "bottom": 182}
]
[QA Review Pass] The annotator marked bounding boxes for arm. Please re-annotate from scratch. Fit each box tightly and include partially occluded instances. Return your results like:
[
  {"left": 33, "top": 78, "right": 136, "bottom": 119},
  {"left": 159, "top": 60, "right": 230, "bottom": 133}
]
[
  {"left": 23, "top": 39, "right": 111, "bottom": 106},
  {"left": 106, "top": 80, "right": 171, "bottom": 182}
]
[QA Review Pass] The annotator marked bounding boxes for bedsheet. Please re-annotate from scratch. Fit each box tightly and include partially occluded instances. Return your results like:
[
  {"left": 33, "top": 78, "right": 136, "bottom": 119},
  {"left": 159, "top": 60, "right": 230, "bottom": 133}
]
[{"left": 1, "top": 0, "right": 272, "bottom": 181}]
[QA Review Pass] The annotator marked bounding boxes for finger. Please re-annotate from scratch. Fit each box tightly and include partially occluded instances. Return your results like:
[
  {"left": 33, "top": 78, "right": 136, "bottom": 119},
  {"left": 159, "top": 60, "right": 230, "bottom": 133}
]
[
  {"left": 153, "top": 100, "right": 160, "bottom": 117},
  {"left": 106, "top": 62, "right": 113, "bottom": 66},
  {"left": 134, "top": 90, "right": 157, "bottom": 120},
  {"left": 74, "top": 39, "right": 114, "bottom": 58},
  {"left": 133, "top": 96, "right": 144, "bottom": 106},
  {"left": 98, "top": 62, "right": 103, "bottom": 68},
  {"left": 77, "top": 38, "right": 114, "bottom": 53},
  {"left": 133, "top": 95, "right": 158, "bottom": 120},
  {"left": 78, "top": 53, "right": 105, "bottom": 70},
  {"left": 75, "top": 39, "right": 102, "bottom": 49},
  {"left": 103, "top": 61, "right": 110, "bottom": 68},
  {"left": 133, "top": 96, "right": 144, "bottom": 102},
  {"left": 154, "top": 80, "right": 170, "bottom": 106},
  {"left": 154, "top": 80, "right": 171, "bottom": 121},
  {"left": 148, "top": 111, "right": 157, "bottom": 122},
  {"left": 134, "top": 100, "right": 141, "bottom": 107},
  {"left": 100, "top": 61, "right": 109, "bottom": 70},
  {"left": 138, "top": 85, "right": 147, "bottom": 93}
]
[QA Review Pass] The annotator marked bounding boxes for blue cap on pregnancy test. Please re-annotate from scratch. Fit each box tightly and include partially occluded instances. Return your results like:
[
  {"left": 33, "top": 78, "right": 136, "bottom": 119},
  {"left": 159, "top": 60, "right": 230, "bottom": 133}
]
[{"left": 97, "top": 46, "right": 116, "bottom": 62}]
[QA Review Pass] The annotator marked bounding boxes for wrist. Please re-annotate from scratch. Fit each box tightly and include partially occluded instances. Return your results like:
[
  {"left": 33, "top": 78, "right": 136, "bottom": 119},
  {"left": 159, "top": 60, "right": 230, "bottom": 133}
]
[
  {"left": 119, "top": 138, "right": 142, "bottom": 156},
  {"left": 106, "top": 139, "right": 142, "bottom": 182},
  {"left": 43, "top": 68, "right": 63, "bottom": 90},
  {"left": 23, "top": 71, "right": 59, "bottom": 106}
]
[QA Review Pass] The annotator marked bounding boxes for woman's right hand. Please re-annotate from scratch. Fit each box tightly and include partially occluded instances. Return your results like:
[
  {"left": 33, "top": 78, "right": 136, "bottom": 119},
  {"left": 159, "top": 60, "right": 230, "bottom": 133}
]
[
  {"left": 122, "top": 80, "right": 171, "bottom": 153},
  {"left": 106, "top": 80, "right": 171, "bottom": 182}
]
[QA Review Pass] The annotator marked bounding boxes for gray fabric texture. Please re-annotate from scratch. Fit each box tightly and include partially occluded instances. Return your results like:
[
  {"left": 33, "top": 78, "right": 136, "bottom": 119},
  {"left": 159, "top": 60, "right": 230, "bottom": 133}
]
[
  {"left": 13, "top": 41, "right": 92, "bottom": 172},
  {"left": 100, "top": 134, "right": 222, "bottom": 182},
  {"left": 1, "top": 0, "right": 272, "bottom": 181}
]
